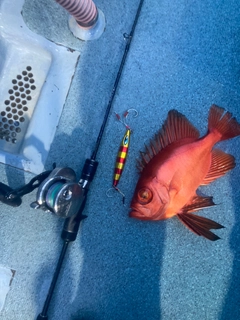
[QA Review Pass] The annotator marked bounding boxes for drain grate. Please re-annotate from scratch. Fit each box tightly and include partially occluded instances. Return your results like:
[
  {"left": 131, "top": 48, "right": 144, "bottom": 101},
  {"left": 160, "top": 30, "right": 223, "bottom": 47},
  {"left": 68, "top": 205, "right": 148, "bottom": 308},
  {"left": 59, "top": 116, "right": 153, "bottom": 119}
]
[
  {"left": 0, "top": 66, "right": 36, "bottom": 144},
  {"left": 0, "top": 0, "right": 80, "bottom": 172}
]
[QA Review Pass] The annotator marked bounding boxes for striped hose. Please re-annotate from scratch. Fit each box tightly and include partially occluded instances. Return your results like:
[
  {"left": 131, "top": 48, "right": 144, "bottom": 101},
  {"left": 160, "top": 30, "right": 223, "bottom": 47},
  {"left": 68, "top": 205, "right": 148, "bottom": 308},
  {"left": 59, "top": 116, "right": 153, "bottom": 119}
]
[{"left": 55, "top": 0, "right": 98, "bottom": 28}]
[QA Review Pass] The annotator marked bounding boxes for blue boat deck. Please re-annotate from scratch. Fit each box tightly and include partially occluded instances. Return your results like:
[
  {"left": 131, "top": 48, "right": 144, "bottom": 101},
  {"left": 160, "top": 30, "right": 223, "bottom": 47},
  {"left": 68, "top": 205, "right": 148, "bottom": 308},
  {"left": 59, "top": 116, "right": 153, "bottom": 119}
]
[{"left": 0, "top": 0, "right": 240, "bottom": 319}]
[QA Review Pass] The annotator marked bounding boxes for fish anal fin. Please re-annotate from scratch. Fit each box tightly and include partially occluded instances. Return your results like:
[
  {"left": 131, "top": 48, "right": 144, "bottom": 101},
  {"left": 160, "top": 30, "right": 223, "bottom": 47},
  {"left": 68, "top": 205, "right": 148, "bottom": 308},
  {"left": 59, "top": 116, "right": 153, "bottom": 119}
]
[
  {"left": 137, "top": 109, "right": 200, "bottom": 171},
  {"left": 182, "top": 195, "right": 215, "bottom": 213},
  {"left": 177, "top": 212, "right": 224, "bottom": 241},
  {"left": 202, "top": 149, "right": 235, "bottom": 185}
]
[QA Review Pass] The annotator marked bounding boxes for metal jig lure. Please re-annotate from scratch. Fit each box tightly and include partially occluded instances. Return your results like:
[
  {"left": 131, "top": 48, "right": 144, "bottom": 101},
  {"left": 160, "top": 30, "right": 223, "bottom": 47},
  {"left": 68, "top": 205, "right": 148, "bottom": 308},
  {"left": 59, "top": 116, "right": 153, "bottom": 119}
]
[{"left": 107, "top": 109, "right": 138, "bottom": 203}]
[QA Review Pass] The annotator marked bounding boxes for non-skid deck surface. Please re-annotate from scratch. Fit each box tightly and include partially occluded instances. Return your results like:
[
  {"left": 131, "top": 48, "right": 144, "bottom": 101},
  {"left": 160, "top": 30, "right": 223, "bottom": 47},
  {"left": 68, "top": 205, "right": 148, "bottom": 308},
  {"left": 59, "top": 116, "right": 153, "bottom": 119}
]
[{"left": 0, "top": 0, "right": 239, "bottom": 319}]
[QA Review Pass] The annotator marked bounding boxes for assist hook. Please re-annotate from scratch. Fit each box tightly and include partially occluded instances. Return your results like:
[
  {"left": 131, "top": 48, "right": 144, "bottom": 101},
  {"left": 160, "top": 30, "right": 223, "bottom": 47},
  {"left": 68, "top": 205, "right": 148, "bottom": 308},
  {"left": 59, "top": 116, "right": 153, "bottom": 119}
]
[{"left": 114, "top": 108, "right": 138, "bottom": 130}]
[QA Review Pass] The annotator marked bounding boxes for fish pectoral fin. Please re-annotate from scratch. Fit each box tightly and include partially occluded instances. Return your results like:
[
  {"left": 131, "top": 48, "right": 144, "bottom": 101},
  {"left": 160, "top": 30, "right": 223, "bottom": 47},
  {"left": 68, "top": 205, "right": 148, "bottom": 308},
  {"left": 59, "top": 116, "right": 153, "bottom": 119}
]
[
  {"left": 177, "top": 212, "right": 224, "bottom": 241},
  {"left": 201, "top": 149, "right": 235, "bottom": 185},
  {"left": 182, "top": 195, "right": 215, "bottom": 212}
]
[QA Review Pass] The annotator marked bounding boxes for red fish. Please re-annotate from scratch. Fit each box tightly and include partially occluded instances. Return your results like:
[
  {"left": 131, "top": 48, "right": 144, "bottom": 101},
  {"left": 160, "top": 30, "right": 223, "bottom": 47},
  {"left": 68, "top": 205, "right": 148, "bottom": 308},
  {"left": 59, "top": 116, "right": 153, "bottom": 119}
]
[{"left": 130, "top": 105, "right": 240, "bottom": 241}]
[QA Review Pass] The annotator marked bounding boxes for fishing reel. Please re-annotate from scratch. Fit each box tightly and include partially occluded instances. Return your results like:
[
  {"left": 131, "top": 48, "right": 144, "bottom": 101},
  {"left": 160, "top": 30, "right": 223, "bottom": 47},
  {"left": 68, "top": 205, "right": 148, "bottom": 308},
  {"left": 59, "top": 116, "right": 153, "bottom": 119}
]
[
  {"left": 30, "top": 167, "right": 85, "bottom": 218},
  {"left": 0, "top": 159, "right": 98, "bottom": 223},
  {"left": 30, "top": 158, "right": 98, "bottom": 221}
]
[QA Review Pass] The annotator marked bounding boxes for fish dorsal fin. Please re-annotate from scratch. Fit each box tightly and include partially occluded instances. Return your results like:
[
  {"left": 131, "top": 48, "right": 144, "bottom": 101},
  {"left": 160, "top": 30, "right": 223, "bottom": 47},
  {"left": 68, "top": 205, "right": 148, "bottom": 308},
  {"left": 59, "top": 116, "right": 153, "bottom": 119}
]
[
  {"left": 201, "top": 149, "right": 235, "bottom": 185},
  {"left": 137, "top": 109, "right": 200, "bottom": 172}
]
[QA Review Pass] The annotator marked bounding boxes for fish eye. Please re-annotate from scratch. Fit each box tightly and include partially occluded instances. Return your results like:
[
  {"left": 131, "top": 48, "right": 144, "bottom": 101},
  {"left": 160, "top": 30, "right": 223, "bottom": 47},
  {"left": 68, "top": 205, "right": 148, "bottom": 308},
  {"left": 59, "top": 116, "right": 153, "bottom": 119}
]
[{"left": 137, "top": 187, "right": 153, "bottom": 204}]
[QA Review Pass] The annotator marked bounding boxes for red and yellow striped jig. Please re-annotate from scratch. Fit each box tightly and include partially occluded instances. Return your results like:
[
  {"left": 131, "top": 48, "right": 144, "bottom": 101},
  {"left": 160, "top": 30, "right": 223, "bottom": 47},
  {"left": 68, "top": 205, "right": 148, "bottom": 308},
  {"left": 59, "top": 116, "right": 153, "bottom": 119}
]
[{"left": 107, "top": 109, "right": 138, "bottom": 203}]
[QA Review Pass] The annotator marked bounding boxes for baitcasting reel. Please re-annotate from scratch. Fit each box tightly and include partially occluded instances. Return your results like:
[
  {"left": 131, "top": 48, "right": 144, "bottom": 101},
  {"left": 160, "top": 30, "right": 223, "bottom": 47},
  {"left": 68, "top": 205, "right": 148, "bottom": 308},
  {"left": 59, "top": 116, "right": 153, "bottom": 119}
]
[
  {"left": 0, "top": 158, "right": 98, "bottom": 320},
  {"left": 0, "top": 159, "right": 98, "bottom": 224},
  {"left": 30, "top": 167, "right": 85, "bottom": 218}
]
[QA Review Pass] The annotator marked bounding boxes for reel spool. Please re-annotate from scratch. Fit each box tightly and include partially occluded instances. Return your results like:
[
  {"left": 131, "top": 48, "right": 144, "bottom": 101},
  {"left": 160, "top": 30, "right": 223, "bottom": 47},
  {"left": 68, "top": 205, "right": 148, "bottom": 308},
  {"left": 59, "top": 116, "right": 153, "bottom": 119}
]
[{"left": 31, "top": 167, "right": 84, "bottom": 218}]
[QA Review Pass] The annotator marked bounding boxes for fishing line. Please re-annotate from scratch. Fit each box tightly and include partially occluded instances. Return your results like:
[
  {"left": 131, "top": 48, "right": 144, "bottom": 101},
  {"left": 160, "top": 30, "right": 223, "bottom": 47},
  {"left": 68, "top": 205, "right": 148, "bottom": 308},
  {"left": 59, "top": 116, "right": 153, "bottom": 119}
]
[{"left": 36, "top": 1, "right": 144, "bottom": 319}]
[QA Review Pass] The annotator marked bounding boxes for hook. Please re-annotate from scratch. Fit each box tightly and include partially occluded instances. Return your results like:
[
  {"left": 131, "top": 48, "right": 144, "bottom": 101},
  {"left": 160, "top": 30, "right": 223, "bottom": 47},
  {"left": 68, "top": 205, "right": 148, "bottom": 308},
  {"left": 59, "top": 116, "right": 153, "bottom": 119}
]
[
  {"left": 106, "top": 187, "right": 126, "bottom": 205},
  {"left": 114, "top": 108, "right": 138, "bottom": 130},
  {"left": 124, "top": 108, "right": 138, "bottom": 119}
]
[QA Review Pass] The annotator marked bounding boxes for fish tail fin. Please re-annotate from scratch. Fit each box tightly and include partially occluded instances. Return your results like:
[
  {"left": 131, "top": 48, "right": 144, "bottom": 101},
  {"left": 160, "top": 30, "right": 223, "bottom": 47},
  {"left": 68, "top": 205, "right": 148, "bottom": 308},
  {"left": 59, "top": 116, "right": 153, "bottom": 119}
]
[
  {"left": 208, "top": 105, "right": 240, "bottom": 141},
  {"left": 177, "top": 212, "right": 224, "bottom": 241}
]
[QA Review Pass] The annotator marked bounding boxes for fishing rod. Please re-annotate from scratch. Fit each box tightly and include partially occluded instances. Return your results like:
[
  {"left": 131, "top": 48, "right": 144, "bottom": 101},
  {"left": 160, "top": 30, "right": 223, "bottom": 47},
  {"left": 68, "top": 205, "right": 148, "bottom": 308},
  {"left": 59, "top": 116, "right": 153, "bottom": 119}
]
[
  {"left": 35, "top": 1, "right": 144, "bottom": 319},
  {"left": 91, "top": 0, "right": 144, "bottom": 161},
  {"left": 0, "top": 0, "right": 144, "bottom": 319}
]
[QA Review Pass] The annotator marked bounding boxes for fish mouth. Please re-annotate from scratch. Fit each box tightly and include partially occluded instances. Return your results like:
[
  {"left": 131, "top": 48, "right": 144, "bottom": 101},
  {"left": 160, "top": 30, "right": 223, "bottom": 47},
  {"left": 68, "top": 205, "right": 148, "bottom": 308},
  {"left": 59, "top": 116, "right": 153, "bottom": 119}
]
[
  {"left": 129, "top": 207, "right": 149, "bottom": 220},
  {"left": 129, "top": 210, "right": 140, "bottom": 218},
  {"left": 130, "top": 204, "right": 166, "bottom": 221}
]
